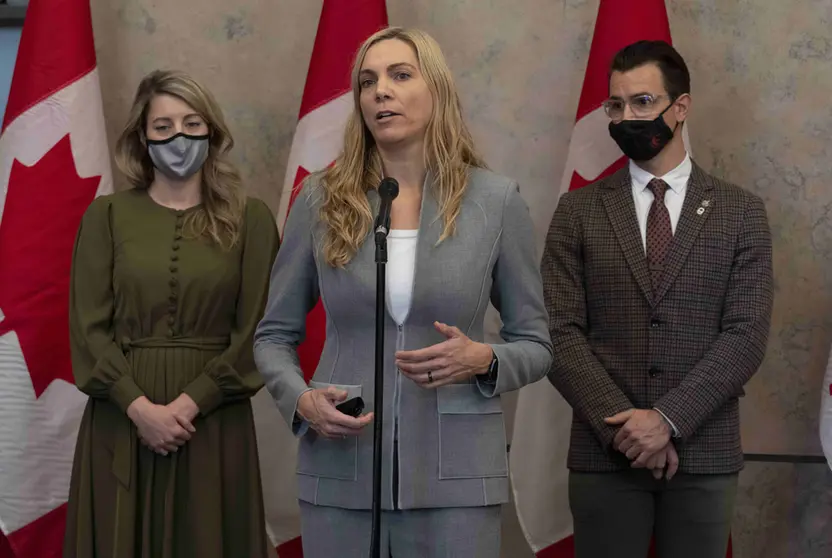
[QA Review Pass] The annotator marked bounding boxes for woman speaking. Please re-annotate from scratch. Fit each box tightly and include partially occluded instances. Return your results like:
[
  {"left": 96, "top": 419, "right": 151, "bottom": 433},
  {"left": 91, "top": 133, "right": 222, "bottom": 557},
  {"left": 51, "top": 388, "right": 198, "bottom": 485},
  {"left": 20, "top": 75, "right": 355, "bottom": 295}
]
[{"left": 254, "top": 27, "right": 552, "bottom": 557}]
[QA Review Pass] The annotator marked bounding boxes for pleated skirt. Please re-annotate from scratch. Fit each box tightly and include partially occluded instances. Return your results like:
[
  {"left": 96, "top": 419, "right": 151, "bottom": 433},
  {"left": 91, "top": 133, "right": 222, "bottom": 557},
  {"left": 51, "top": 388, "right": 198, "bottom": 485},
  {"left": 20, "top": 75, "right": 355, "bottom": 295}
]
[{"left": 63, "top": 344, "right": 271, "bottom": 558}]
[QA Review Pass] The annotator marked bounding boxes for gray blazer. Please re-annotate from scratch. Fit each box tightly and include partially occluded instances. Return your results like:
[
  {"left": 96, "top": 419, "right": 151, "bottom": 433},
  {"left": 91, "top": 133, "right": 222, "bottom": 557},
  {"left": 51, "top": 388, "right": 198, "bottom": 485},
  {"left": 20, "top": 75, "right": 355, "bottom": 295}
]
[{"left": 253, "top": 167, "right": 553, "bottom": 511}]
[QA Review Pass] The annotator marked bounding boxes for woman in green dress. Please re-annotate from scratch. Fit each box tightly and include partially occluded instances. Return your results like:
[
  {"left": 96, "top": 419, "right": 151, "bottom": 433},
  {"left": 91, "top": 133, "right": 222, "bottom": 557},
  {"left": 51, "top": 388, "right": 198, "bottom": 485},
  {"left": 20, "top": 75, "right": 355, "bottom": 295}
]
[{"left": 63, "top": 69, "right": 278, "bottom": 558}]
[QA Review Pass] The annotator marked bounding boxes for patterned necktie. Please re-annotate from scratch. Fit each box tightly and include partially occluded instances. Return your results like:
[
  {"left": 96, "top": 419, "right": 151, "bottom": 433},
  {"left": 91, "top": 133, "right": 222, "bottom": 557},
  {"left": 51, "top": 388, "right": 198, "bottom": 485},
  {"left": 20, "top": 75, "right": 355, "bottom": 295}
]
[{"left": 646, "top": 178, "right": 672, "bottom": 292}]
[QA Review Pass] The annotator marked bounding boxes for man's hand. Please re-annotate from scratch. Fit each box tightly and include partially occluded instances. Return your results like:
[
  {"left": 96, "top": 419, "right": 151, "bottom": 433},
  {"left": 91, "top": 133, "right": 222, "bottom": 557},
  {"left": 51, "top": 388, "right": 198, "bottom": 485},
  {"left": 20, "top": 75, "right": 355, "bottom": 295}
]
[
  {"left": 605, "top": 408, "right": 671, "bottom": 464},
  {"left": 636, "top": 442, "right": 679, "bottom": 480}
]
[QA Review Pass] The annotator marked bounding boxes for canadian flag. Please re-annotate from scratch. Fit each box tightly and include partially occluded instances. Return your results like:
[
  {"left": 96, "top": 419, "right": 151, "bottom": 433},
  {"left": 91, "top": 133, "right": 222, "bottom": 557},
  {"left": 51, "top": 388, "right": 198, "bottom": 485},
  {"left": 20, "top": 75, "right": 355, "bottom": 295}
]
[
  {"left": 250, "top": 1, "right": 389, "bottom": 556},
  {"left": 0, "top": 0, "right": 112, "bottom": 556},
  {"left": 508, "top": 1, "right": 724, "bottom": 557}
]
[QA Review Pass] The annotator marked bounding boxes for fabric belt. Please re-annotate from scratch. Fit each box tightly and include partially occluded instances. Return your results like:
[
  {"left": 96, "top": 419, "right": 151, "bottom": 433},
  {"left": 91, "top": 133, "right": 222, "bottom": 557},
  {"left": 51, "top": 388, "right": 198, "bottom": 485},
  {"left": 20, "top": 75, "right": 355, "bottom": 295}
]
[{"left": 119, "top": 335, "right": 229, "bottom": 352}]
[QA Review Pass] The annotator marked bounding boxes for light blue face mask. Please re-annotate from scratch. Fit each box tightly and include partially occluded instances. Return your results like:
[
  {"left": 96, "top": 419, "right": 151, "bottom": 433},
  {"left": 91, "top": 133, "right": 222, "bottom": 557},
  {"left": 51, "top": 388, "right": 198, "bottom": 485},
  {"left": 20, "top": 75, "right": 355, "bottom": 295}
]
[{"left": 147, "top": 133, "right": 209, "bottom": 179}]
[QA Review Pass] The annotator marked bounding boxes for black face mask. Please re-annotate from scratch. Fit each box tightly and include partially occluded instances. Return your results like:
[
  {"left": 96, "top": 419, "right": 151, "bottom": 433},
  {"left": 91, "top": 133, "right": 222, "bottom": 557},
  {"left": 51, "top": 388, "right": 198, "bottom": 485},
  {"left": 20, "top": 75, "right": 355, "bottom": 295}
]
[{"left": 608, "top": 103, "right": 678, "bottom": 162}]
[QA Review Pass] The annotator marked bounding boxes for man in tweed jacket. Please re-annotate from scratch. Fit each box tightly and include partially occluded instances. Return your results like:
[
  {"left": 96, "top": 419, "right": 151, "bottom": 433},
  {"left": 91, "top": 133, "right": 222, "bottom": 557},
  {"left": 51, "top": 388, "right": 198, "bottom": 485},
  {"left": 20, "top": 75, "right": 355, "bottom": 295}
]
[{"left": 542, "top": 41, "right": 773, "bottom": 558}]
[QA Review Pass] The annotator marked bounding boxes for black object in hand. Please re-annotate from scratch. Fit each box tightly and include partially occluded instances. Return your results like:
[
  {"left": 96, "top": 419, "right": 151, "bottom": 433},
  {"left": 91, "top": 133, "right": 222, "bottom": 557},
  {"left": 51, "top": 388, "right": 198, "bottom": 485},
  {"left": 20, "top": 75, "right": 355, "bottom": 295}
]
[{"left": 335, "top": 396, "right": 365, "bottom": 417}]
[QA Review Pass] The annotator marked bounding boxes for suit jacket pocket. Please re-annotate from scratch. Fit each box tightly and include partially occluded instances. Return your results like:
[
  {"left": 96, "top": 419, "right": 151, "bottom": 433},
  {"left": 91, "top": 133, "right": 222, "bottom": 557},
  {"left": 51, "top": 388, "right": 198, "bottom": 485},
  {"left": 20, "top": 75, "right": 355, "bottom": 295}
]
[
  {"left": 296, "top": 382, "right": 362, "bottom": 481},
  {"left": 436, "top": 384, "right": 508, "bottom": 480}
]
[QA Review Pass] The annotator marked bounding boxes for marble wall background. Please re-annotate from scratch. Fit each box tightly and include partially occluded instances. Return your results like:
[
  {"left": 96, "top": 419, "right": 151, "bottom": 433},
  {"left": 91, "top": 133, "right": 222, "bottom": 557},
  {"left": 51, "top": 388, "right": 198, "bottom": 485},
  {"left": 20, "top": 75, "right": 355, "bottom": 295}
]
[{"left": 89, "top": 0, "right": 832, "bottom": 555}]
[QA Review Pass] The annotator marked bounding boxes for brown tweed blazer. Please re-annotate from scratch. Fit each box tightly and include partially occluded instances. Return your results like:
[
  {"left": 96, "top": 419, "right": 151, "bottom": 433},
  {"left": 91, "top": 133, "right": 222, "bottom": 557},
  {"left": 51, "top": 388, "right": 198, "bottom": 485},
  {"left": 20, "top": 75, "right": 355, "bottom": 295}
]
[{"left": 542, "top": 162, "right": 773, "bottom": 474}]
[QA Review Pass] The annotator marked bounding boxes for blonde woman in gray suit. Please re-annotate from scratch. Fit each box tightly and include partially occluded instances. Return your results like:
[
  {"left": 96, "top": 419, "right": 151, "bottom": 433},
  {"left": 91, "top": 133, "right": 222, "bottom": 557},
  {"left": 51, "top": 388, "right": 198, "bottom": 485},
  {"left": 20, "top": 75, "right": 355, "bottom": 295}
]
[{"left": 254, "top": 27, "right": 553, "bottom": 558}]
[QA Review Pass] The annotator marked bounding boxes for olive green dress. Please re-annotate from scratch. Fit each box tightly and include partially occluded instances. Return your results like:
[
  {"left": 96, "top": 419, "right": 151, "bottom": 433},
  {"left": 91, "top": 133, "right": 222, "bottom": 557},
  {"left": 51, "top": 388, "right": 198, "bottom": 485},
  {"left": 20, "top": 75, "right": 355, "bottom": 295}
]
[{"left": 62, "top": 189, "right": 279, "bottom": 558}]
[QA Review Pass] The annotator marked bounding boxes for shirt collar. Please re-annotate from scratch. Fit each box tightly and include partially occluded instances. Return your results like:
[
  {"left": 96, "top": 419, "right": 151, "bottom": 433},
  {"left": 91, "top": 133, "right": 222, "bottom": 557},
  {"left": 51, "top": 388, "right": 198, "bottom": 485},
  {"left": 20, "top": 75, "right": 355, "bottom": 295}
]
[{"left": 629, "top": 153, "right": 692, "bottom": 195}]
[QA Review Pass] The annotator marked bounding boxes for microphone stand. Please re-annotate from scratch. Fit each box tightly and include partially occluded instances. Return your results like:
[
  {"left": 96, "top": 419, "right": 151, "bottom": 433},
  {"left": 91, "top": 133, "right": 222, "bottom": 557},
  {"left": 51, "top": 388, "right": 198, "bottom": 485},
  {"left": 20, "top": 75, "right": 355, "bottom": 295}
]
[{"left": 369, "top": 217, "right": 389, "bottom": 558}]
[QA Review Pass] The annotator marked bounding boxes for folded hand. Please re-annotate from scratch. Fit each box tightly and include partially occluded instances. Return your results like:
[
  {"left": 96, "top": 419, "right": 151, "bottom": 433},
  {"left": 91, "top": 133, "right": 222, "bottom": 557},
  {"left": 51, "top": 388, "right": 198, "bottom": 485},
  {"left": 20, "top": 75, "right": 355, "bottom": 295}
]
[{"left": 128, "top": 396, "right": 194, "bottom": 456}]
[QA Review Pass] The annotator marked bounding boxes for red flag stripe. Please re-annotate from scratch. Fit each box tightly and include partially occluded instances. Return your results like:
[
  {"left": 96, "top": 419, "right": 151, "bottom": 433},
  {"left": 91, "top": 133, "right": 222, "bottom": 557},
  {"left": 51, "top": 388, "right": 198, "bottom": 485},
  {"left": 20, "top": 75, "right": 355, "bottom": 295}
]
[
  {"left": 284, "top": 2, "right": 389, "bottom": 386},
  {"left": 1, "top": 503, "right": 67, "bottom": 558},
  {"left": 574, "top": 0, "right": 671, "bottom": 122},
  {"left": 276, "top": 536, "right": 304, "bottom": 558},
  {"left": 2, "top": 0, "right": 96, "bottom": 130},
  {"left": 536, "top": 534, "right": 733, "bottom": 557},
  {"left": 297, "top": 0, "right": 388, "bottom": 120},
  {"left": 0, "top": 533, "right": 12, "bottom": 558},
  {"left": 536, "top": 534, "right": 574, "bottom": 557},
  {"left": 568, "top": 157, "right": 627, "bottom": 192},
  {"left": 1, "top": 0, "right": 110, "bottom": 555}
]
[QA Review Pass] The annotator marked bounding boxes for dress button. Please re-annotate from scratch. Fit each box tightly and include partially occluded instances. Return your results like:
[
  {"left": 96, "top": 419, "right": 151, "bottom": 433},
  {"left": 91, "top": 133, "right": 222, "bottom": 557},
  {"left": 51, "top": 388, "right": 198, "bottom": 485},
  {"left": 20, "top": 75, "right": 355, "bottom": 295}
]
[
  {"left": 169, "top": 294, "right": 176, "bottom": 303},
  {"left": 172, "top": 244, "right": 180, "bottom": 251},
  {"left": 170, "top": 254, "right": 179, "bottom": 262},
  {"left": 168, "top": 305, "right": 176, "bottom": 313},
  {"left": 170, "top": 264, "right": 178, "bottom": 273},
  {"left": 650, "top": 319, "right": 661, "bottom": 328},
  {"left": 168, "top": 328, "right": 175, "bottom": 337},
  {"left": 169, "top": 278, "right": 177, "bottom": 287},
  {"left": 649, "top": 367, "right": 660, "bottom": 377},
  {"left": 174, "top": 233, "right": 182, "bottom": 240},
  {"left": 167, "top": 315, "right": 175, "bottom": 326}
]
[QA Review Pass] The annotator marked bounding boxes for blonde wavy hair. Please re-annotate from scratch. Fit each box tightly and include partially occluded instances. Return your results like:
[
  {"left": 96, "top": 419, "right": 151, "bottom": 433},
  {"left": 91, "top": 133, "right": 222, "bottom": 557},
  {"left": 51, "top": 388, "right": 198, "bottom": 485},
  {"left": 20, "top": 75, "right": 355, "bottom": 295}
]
[
  {"left": 114, "top": 69, "right": 245, "bottom": 251},
  {"left": 318, "top": 27, "right": 487, "bottom": 267}
]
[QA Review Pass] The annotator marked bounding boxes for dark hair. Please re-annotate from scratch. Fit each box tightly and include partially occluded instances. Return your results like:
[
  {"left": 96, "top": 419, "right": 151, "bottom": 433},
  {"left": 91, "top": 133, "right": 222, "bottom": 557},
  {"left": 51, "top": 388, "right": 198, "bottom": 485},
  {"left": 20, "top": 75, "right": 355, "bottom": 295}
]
[{"left": 609, "top": 40, "right": 690, "bottom": 99}]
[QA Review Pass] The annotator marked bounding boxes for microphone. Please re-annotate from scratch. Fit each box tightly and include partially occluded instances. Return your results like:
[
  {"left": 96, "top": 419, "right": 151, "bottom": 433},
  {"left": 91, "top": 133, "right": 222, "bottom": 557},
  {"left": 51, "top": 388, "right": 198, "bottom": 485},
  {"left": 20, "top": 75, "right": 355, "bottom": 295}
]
[{"left": 374, "top": 177, "right": 399, "bottom": 244}]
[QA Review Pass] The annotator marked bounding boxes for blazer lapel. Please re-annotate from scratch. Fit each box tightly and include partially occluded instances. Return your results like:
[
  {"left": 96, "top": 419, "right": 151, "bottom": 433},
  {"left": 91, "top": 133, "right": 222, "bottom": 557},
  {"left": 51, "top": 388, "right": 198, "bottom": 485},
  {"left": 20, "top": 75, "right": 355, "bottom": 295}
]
[
  {"left": 602, "top": 170, "right": 655, "bottom": 305},
  {"left": 653, "top": 162, "right": 715, "bottom": 304}
]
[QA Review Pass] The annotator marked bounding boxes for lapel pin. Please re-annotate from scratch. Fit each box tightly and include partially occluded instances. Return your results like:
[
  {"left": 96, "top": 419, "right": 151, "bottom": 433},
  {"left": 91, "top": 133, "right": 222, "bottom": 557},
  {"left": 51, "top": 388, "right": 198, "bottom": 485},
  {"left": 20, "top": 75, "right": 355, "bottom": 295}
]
[{"left": 702, "top": 200, "right": 711, "bottom": 207}]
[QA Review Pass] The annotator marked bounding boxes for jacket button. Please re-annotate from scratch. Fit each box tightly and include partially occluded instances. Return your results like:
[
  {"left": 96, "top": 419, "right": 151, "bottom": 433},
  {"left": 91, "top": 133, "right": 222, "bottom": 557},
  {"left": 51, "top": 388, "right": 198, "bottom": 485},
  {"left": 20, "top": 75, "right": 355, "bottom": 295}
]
[
  {"left": 650, "top": 318, "right": 661, "bottom": 328},
  {"left": 649, "top": 367, "right": 660, "bottom": 377}
]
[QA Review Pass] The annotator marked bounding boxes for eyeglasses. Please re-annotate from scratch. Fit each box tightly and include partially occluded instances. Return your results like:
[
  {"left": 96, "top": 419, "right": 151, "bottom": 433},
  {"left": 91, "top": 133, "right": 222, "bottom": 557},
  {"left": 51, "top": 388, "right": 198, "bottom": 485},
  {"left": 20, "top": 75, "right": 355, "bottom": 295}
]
[{"left": 602, "top": 94, "right": 673, "bottom": 121}]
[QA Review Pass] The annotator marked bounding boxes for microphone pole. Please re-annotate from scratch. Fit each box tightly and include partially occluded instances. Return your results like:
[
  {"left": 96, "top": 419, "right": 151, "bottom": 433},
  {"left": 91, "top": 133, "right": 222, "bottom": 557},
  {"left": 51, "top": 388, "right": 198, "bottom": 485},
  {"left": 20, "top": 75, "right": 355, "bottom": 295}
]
[{"left": 370, "top": 178, "right": 398, "bottom": 558}]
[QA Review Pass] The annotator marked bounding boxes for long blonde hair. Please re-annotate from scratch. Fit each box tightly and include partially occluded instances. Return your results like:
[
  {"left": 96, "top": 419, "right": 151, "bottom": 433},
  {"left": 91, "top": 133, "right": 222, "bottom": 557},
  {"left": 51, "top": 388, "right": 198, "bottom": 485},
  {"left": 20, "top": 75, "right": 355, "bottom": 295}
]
[
  {"left": 319, "top": 27, "right": 487, "bottom": 267},
  {"left": 114, "top": 69, "right": 245, "bottom": 251}
]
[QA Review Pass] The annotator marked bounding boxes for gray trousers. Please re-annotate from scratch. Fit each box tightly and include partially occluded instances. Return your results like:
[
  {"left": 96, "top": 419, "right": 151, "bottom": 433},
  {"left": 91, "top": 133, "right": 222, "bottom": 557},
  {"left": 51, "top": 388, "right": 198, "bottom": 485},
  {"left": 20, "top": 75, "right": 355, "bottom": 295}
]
[
  {"left": 299, "top": 501, "right": 501, "bottom": 558},
  {"left": 569, "top": 470, "right": 738, "bottom": 558}
]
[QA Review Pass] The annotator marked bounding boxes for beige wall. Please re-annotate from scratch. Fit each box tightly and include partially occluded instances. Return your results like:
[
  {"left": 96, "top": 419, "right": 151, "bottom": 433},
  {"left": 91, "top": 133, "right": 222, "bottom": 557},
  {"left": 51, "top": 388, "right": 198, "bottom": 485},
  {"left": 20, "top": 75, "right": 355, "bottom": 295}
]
[{"left": 91, "top": 0, "right": 832, "bottom": 556}]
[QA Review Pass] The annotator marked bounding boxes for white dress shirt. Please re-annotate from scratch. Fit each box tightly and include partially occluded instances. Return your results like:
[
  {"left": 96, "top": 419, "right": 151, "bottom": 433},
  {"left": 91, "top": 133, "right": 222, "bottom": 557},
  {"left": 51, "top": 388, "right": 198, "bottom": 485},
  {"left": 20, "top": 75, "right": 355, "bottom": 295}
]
[{"left": 628, "top": 154, "right": 692, "bottom": 438}]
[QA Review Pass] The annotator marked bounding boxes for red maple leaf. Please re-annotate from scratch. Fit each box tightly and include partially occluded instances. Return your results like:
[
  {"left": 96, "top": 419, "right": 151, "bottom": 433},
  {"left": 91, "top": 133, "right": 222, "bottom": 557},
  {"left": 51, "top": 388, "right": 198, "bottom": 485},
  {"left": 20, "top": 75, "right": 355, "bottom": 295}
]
[{"left": 0, "top": 134, "right": 100, "bottom": 397}]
